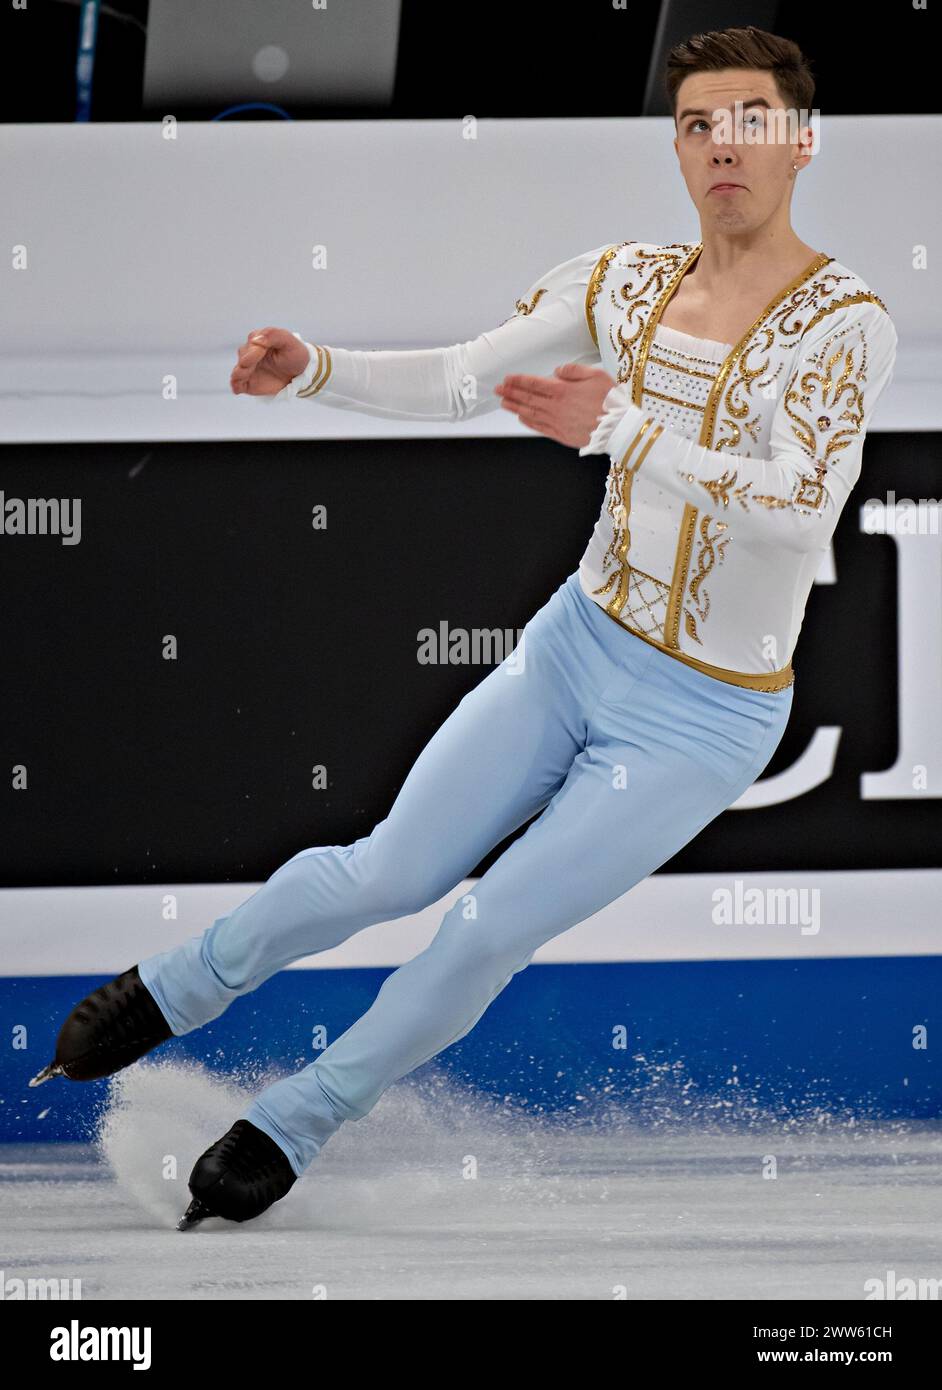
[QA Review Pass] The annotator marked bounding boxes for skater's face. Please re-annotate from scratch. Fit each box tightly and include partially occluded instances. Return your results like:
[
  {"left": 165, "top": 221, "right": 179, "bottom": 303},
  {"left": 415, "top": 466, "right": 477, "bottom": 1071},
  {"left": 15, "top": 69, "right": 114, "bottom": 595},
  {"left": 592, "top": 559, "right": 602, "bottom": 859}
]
[{"left": 671, "top": 69, "right": 813, "bottom": 232}]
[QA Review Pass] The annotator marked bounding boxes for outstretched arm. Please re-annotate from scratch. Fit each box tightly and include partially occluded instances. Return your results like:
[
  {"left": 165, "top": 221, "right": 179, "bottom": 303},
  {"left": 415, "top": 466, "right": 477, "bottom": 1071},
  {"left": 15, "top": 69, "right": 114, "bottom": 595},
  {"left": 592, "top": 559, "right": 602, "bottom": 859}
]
[{"left": 234, "top": 244, "right": 612, "bottom": 423}]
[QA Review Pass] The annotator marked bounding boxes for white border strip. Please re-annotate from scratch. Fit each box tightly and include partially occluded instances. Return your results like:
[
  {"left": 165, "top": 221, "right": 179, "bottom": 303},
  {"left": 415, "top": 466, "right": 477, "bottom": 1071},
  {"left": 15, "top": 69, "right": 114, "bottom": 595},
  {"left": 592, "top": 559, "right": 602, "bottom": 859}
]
[{"left": 0, "top": 869, "right": 939, "bottom": 974}]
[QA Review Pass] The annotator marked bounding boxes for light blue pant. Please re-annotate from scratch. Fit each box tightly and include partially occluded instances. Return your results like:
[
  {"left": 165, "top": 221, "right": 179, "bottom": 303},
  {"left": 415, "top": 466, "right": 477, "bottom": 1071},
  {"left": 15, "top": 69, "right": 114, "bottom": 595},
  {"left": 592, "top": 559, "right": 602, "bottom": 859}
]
[{"left": 138, "top": 570, "right": 793, "bottom": 1177}]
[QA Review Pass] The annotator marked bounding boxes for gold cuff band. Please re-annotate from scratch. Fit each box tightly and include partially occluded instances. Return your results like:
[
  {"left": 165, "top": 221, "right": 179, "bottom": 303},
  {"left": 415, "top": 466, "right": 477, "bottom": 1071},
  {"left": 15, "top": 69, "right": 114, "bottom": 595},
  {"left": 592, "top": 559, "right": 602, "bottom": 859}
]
[{"left": 297, "top": 345, "right": 332, "bottom": 398}]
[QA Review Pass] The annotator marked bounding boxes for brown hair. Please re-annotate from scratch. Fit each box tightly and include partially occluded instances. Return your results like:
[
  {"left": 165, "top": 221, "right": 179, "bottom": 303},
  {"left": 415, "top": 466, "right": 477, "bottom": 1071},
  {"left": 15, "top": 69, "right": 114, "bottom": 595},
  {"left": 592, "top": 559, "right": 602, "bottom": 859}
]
[{"left": 665, "top": 26, "right": 815, "bottom": 121}]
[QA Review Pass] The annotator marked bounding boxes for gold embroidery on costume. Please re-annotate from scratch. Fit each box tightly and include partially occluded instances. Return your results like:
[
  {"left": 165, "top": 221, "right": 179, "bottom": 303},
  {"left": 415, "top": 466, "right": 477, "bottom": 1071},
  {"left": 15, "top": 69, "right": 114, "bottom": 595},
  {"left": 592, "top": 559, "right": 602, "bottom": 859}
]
[
  {"left": 589, "top": 418, "right": 662, "bottom": 618},
  {"left": 593, "top": 563, "right": 671, "bottom": 640},
  {"left": 700, "top": 252, "right": 832, "bottom": 446},
  {"left": 592, "top": 245, "right": 716, "bottom": 643},
  {"left": 763, "top": 270, "right": 849, "bottom": 342},
  {"left": 641, "top": 387, "right": 706, "bottom": 413},
  {"left": 681, "top": 317, "right": 872, "bottom": 518},
  {"left": 683, "top": 515, "right": 730, "bottom": 645},
  {"left": 590, "top": 243, "right": 698, "bottom": 391},
  {"left": 713, "top": 338, "right": 772, "bottom": 451},
  {"left": 585, "top": 243, "right": 631, "bottom": 347},
  {"left": 665, "top": 503, "right": 698, "bottom": 647},
  {"left": 647, "top": 353, "right": 718, "bottom": 381},
  {"left": 707, "top": 278, "right": 882, "bottom": 449},
  {"left": 622, "top": 245, "right": 701, "bottom": 401},
  {"left": 498, "top": 286, "right": 547, "bottom": 325},
  {"left": 652, "top": 251, "right": 829, "bottom": 654},
  {"left": 297, "top": 345, "right": 333, "bottom": 397},
  {"left": 692, "top": 469, "right": 754, "bottom": 511},
  {"left": 582, "top": 242, "right": 885, "bottom": 690},
  {"left": 594, "top": 245, "right": 734, "bottom": 647},
  {"left": 802, "top": 290, "right": 890, "bottom": 334},
  {"left": 514, "top": 288, "right": 547, "bottom": 316}
]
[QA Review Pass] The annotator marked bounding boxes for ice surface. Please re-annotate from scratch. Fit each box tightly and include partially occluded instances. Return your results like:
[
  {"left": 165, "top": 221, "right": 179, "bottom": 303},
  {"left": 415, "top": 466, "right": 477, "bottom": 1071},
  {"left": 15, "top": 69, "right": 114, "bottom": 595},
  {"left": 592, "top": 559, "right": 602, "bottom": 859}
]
[{"left": 1, "top": 1060, "right": 940, "bottom": 1300}]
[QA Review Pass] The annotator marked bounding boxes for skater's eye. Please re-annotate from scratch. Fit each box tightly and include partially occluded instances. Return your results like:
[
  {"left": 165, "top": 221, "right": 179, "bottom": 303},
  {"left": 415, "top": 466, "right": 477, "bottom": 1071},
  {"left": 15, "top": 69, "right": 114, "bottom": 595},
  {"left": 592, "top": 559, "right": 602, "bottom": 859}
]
[{"left": 686, "top": 119, "right": 710, "bottom": 134}]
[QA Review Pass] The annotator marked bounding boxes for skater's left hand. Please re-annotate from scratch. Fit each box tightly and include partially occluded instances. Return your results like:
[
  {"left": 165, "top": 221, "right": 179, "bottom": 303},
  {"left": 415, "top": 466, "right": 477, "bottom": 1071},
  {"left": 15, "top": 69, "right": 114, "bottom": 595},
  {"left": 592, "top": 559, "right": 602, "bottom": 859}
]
[{"left": 494, "top": 364, "right": 617, "bottom": 448}]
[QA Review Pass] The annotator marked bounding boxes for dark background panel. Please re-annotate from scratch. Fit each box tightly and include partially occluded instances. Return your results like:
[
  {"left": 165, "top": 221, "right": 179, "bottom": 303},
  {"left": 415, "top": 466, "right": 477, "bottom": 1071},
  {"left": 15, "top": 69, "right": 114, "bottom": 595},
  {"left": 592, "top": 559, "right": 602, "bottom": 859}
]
[
  {"left": 2, "top": 0, "right": 937, "bottom": 123},
  {"left": 0, "top": 429, "right": 935, "bottom": 887}
]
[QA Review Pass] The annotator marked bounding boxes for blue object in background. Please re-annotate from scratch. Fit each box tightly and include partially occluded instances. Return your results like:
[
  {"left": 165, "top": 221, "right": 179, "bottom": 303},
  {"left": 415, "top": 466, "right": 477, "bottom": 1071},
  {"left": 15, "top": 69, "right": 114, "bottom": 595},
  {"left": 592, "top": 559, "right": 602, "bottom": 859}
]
[
  {"left": 75, "top": 0, "right": 101, "bottom": 123},
  {"left": 211, "top": 103, "right": 293, "bottom": 121},
  {"left": 0, "top": 956, "right": 937, "bottom": 1146}
]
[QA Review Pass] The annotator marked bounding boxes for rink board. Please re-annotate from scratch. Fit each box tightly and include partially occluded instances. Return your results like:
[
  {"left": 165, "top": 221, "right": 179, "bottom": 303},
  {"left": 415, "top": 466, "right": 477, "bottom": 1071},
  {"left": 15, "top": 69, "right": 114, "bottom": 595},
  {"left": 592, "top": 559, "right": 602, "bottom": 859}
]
[
  {"left": 1, "top": 869, "right": 938, "bottom": 1143},
  {"left": 1, "top": 958, "right": 938, "bottom": 1145}
]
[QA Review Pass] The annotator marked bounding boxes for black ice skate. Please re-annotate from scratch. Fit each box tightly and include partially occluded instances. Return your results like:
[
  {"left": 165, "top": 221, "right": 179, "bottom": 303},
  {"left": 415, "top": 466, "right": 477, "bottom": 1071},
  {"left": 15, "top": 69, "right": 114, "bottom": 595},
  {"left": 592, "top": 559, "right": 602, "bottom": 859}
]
[
  {"left": 28, "top": 964, "right": 174, "bottom": 1086},
  {"left": 177, "top": 1119, "right": 298, "bottom": 1229}
]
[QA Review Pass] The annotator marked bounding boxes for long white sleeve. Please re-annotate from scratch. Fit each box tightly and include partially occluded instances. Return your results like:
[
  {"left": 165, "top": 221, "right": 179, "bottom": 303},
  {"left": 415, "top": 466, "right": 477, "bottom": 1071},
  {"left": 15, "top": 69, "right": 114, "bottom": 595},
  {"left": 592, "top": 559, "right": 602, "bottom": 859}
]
[
  {"left": 267, "top": 244, "right": 610, "bottom": 421},
  {"left": 579, "top": 297, "right": 898, "bottom": 554}
]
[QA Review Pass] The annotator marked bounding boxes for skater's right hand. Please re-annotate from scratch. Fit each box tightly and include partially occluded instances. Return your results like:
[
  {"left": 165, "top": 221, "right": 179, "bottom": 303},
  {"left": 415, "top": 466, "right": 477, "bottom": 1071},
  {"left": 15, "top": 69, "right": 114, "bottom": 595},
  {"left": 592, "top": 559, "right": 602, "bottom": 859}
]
[{"left": 230, "top": 328, "right": 311, "bottom": 395}]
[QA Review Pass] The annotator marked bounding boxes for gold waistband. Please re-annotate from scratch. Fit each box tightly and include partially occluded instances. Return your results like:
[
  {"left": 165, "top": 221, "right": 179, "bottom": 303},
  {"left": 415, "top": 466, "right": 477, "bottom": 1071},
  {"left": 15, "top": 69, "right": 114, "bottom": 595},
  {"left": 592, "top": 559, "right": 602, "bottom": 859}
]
[{"left": 601, "top": 608, "right": 795, "bottom": 692}]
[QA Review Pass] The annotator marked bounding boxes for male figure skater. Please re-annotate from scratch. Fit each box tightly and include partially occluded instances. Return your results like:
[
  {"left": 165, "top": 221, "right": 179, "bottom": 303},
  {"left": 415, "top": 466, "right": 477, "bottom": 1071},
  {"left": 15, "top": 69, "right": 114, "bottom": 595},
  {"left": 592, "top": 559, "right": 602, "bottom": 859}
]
[{"left": 34, "top": 27, "right": 897, "bottom": 1229}]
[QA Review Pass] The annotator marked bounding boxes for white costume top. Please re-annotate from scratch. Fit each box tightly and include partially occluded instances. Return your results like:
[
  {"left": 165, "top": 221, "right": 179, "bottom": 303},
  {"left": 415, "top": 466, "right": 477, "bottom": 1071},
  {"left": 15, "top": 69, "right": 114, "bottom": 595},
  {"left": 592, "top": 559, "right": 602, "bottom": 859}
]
[{"left": 271, "top": 240, "right": 898, "bottom": 691}]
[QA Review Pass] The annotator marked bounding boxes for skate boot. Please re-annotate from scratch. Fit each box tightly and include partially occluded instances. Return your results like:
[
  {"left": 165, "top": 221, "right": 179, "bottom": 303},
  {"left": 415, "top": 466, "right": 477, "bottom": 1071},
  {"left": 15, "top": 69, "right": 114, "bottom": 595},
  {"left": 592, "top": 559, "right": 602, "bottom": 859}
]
[
  {"left": 28, "top": 964, "right": 174, "bottom": 1086},
  {"left": 177, "top": 1120, "right": 298, "bottom": 1229}
]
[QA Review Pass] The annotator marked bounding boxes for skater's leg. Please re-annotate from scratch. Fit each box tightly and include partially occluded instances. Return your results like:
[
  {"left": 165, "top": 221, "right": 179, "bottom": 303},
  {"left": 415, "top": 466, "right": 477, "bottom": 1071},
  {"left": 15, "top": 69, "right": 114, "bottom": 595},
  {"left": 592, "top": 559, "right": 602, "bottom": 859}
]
[
  {"left": 138, "top": 575, "right": 620, "bottom": 1034},
  {"left": 244, "top": 626, "right": 793, "bottom": 1175}
]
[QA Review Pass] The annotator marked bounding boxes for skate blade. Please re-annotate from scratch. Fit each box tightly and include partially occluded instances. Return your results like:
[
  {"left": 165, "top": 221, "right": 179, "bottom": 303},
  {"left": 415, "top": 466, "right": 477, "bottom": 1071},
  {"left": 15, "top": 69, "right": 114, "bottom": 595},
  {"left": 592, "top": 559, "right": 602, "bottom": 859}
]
[
  {"left": 28, "top": 1061, "right": 65, "bottom": 1087},
  {"left": 177, "top": 1197, "right": 217, "bottom": 1231}
]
